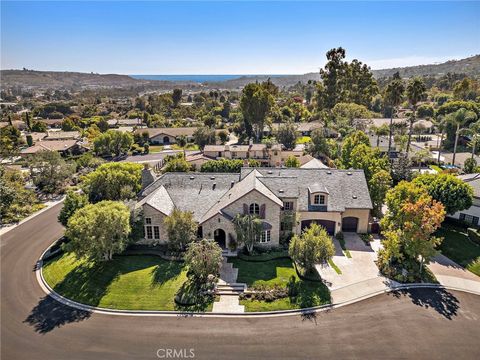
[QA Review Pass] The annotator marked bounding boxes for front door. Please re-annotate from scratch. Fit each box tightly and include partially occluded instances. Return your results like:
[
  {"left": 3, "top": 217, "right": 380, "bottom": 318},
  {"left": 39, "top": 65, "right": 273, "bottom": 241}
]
[{"left": 214, "top": 229, "right": 226, "bottom": 249}]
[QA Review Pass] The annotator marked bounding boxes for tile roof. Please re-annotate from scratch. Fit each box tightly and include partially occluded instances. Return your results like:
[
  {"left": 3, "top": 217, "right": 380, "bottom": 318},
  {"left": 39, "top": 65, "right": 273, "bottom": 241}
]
[
  {"left": 300, "top": 157, "right": 329, "bottom": 169},
  {"left": 20, "top": 140, "right": 80, "bottom": 154},
  {"left": 141, "top": 186, "right": 175, "bottom": 215},
  {"left": 45, "top": 131, "right": 80, "bottom": 140},
  {"left": 457, "top": 173, "right": 480, "bottom": 198},
  {"left": 138, "top": 127, "right": 199, "bottom": 138}
]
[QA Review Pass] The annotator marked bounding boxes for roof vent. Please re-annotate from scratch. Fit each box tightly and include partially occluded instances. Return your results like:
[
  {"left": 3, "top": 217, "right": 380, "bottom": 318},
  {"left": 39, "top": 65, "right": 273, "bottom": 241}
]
[
  {"left": 212, "top": 183, "right": 216, "bottom": 190},
  {"left": 327, "top": 171, "right": 332, "bottom": 175},
  {"left": 230, "top": 181, "right": 235, "bottom": 188},
  {"left": 189, "top": 176, "right": 195, "bottom": 180},
  {"left": 267, "top": 170, "right": 273, "bottom": 174},
  {"left": 279, "top": 189, "right": 284, "bottom": 193},
  {"left": 347, "top": 171, "right": 352, "bottom": 175},
  {"left": 210, "top": 176, "right": 215, "bottom": 180},
  {"left": 352, "top": 195, "right": 357, "bottom": 199}
]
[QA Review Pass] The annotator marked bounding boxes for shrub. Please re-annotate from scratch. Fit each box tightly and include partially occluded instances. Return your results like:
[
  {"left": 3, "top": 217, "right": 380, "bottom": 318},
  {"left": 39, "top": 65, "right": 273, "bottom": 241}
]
[
  {"left": 467, "top": 228, "right": 480, "bottom": 245},
  {"left": 335, "top": 231, "right": 344, "bottom": 241},
  {"left": 360, "top": 233, "right": 373, "bottom": 244}
]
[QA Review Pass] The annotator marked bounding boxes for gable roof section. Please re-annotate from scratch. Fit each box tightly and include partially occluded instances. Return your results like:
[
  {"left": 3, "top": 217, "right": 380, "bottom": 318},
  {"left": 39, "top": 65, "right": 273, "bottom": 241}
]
[
  {"left": 200, "top": 169, "right": 283, "bottom": 224},
  {"left": 300, "top": 157, "right": 329, "bottom": 169},
  {"left": 139, "top": 185, "right": 175, "bottom": 216}
]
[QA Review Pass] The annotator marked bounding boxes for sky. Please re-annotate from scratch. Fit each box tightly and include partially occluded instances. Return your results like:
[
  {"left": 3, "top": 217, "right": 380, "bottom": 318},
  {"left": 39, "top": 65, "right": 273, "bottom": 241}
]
[{"left": 1, "top": 1, "right": 480, "bottom": 75}]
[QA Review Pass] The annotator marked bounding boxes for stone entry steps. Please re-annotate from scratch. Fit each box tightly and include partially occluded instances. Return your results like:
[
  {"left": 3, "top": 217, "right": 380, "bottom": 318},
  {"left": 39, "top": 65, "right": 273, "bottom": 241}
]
[
  {"left": 216, "top": 283, "right": 246, "bottom": 295},
  {"left": 217, "top": 258, "right": 238, "bottom": 285}
]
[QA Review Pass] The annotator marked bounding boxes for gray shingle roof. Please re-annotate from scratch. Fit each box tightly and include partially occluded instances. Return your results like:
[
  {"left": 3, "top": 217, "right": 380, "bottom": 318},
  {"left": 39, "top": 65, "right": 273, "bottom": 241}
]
[
  {"left": 242, "top": 168, "right": 372, "bottom": 211},
  {"left": 140, "top": 168, "right": 372, "bottom": 222}
]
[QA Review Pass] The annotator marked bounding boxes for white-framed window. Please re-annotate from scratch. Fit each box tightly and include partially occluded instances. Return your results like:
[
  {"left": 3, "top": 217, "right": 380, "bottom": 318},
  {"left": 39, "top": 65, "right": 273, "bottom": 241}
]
[
  {"left": 283, "top": 201, "right": 293, "bottom": 211},
  {"left": 153, "top": 226, "right": 160, "bottom": 239},
  {"left": 260, "top": 230, "right": 271, "bottom": 243},
  {"left": 313, "top": 194, "right": 326, "bottom": 205},
  {"left": 145, "top": 217, "right": 152, "bottom": 224},
  {"left": 459, "top": 213, "right": 479, "bottom": 226},
  {"left": 249, "top": 203, "right": 260, "bottom": 215},
  {"left": 146, "top": 226, "right": 153, "bottom": 239}
]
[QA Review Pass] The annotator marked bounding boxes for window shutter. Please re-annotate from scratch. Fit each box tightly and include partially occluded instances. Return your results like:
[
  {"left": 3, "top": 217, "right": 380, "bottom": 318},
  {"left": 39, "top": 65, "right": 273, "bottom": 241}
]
[
  {"left": 260, "top": 204, "right": 266, "bottom": 219},
  {"left": 243, "top": 203, "right": 248, "bottom": 215}
]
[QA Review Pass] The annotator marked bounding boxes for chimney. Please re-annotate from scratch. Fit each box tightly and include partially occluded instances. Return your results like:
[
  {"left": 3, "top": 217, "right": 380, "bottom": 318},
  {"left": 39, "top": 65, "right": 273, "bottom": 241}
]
[{"left": 141, "top": 164, "right": 155, "bottom": 190}]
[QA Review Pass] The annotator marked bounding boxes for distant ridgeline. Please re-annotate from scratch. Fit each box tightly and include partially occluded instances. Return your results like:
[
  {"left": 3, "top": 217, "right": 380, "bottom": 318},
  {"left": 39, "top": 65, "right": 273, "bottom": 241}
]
[{"left": 2, "top": 54, "right": 479, "bottom": 90}]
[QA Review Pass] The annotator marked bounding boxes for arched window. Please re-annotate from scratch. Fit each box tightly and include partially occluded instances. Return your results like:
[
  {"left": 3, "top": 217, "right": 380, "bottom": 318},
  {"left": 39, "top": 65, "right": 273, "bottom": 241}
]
[{"left": 249, "top": 203, "right": 260, "bottom": 215}]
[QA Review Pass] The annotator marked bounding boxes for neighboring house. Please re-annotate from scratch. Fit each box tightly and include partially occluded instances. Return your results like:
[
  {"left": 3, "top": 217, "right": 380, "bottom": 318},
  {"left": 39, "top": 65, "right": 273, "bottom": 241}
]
[
  {"left": 449, "top": 173, "right": 480, "bottom": 226},
  {"left": 441, "top": 153, "right": 480, "bottom": 169},
  {"left": 266, "top": 121, "right": 337, "bottom": 138},
  {"left": 138, "top": 168, "right": 372, "bottom": 248},
  {"left": 203, "top": 143, "right": 313, "bottom": 167},
  {"left": 37, "top": 119, "right": 63, "bottom": 128},
  {"left": 0, "top": 120, "right": 26, "bottom": 130},
  {"left": 136, "top": 127, "right": 199, "bottom": 145},
  {"left": 107, "top": 118, "right": 143, "bottom": 128},
  {"left": 184, "top": 153, "right": 213, "bottom": 170},
  {"left": 360, "top": 118, "right": 434, "bottom": 133},
  {"left": 20, "top": 139, "right": 87, "bottom": 157},
  {"left": 44, "top": 130, "right": 81, "bottom": 140}
]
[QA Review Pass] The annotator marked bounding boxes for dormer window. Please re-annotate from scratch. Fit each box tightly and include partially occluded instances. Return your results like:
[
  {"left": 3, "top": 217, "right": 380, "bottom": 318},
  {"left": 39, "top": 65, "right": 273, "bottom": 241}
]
[
  {"left": 249, "top": 203, "right": 260, "bottom": 215},
  {"left": 314, "top": 194, "right": 326, "bottom": 205}
]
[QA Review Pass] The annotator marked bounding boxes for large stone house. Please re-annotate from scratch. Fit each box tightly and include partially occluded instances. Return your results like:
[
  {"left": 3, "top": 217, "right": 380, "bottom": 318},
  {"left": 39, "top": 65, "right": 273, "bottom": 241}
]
[{"left": 138, "top": 168, "right": 372, "bottom": 249}]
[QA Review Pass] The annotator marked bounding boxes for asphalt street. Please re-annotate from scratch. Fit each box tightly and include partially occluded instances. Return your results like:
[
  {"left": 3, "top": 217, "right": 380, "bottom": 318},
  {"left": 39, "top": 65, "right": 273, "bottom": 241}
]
[{"left": 1, "top": 203, "right": 479, "bottom": 360}]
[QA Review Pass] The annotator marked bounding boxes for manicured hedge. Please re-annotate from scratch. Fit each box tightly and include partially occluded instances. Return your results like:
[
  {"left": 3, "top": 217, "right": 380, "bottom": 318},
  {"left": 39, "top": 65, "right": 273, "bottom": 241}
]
[
  {"left": 237, "top": 250, "right": 290, "bottom": 262},
  {"left": 467, "top": 228, "right": 480, "bottom": 245}
]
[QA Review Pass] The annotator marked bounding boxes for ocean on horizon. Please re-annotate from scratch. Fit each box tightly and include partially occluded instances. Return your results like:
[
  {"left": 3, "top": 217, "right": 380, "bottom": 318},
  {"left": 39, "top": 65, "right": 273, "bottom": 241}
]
[{"left": 129, "top": 74, "right": 289, "bottom": 83}]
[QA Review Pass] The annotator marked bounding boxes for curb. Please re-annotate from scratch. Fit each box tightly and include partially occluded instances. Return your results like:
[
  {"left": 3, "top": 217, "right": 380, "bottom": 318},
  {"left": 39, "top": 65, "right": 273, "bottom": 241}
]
[{"left": 36, "top": 242, "right": 480, "bottom": 318}]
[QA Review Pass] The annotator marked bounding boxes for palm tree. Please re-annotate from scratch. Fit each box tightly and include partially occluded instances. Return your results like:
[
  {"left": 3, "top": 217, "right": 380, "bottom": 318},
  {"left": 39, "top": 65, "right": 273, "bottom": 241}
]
[
  {"left": 445, "top": 108, "right": 478, "bottom": 166},
  {"left": 384, "top": 79, "right": 405, "bottom": 157},
  {"left": 468, "top": 120, "right": 480, "bottom": 159},
  {"left": 432, "top": 115, "right": 447, "bottom": 165},
  {"left": 405, "top": 77, "right": 427, "bottom": 156}
]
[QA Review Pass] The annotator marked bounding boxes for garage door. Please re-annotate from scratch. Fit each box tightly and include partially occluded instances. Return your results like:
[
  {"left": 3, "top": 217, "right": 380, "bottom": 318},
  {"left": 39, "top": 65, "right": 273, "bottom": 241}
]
[
  {"left": 342, "top": 217, "right": 359, "bottom": 232},
  {"left": 301, "top": 220, "right": 336, "bottom": 235}
]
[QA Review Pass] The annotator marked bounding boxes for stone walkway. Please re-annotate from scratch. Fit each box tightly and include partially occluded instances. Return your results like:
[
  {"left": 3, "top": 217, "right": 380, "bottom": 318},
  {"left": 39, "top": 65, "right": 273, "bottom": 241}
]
[{"left": 212, "top": 258, "right": 245, "bottom": 313}]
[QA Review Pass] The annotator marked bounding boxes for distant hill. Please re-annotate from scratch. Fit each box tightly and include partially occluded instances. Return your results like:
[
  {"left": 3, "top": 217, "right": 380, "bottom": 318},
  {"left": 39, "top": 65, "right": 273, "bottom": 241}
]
[
  {"left": 2, "top": 55, "right": 479, "bottom": 91},
  {"left": 371, "top": 54, "right": 480, "bottom": 79}
]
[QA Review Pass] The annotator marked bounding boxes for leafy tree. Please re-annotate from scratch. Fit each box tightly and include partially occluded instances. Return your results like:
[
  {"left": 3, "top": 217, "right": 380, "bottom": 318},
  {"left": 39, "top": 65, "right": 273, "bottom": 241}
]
[
  {"left": 369, "top": 169, "right": 392, "bottom": 218},
  {"left": 307, "top": 128, "right": 330, "bottom": 158},
  {"left": 163, "top": 157, "right": 191, "bottom": 172},
  {"left": 468, "top": 120, "right": 480, "bottom": 159},
  {"left": 30, "top": 121, "right": 47, "bottom": 132},
  {"left": 26, "top": 134, "right": 33, "bottom": 147},
  {"left": 218, "top": 130, "right": 229, "bottom": 144},
  {"left": 391, "top": 155, "right": 413, "bottom": 183},
  {"left": 193, "top": 126, "right": 216, "bottom": 149},
  {"left": 413, "top": 173, "right": 473, "bottom": 215},
  {"left": 379, "top": 182, "right": 445, "bottom": 280},
  {"left": 58, "top": 190, "right": 89, "bottom": 226},
  {"left": 405, "top": 77, "right": 427, "bottom": 155},
  {"left": 453, "top": 78, "right": 478, "bottom": 101},
  {"left": 97, "top": 118, "right": 110, "bottom": 132},
  {"left": 276, "top": 122, "right": 297, "bottom": 150},
  {"left": 233, "top": 214, "right": 262, "bottom": 255},
  {"left": 81, "top": 162, "right": 143, "bottom": 202},
  {"left": 464, "top": 158, "right": 477, "bottom": 174},
  {"left": 164, "top": 209, "right": 198, "bottom": 254},
  {"left": 0, "top": 166, "right": 42, "bottom": 224},
  {"left": 372, "top": 123, "right": 390, "bottom": 147},
  {"left": 65, "top": 201, "right": 131, "bottom": 261},
  {"left": 0, "top": 125, "right": 24, "bottom": 157},
  {"left": 201, "top": 158, "right": 259, "bottom": 173},
  {"left": 184, "top": 239, "right": 223, "bottom": 282},
  {"left": 240, "top": 83, "right": 274, "bottom": 140},
  {"left": 61, "top": 118, "right": 79, "bottom": 131},
  {"left": 289, "top": 223, "right": 335, "bottom": 274},
  {"left": 350, "top": 144, "right": 390, "bottom": 184},
  {"left": 28, "top": 151, "right": 75, "bottom": 194},
  {"left": 332, "top": 102, "right": 372, "bottom": 132},
  {"left": 284, "top": 155, "right": 300, "bottom": 168},
  {"left": 172, "top": 88, "right": 182, "bottom": 107},
  {"left": 25, "top": 112, "right": 31, "bottom": 130},
  {"left": 444, "top": 108, "right": 477, "bottom": 166},
  {"left": 339, "top": 130, "right": 370, "bottom": 168},
  {"left": 93, "top": 130, "right": 133, "bottom": 157}
]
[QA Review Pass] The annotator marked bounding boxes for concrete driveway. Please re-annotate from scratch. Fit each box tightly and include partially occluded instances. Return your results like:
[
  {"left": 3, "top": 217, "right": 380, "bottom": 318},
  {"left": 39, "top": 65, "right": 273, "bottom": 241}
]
[{"left": 315, "top": 233, "right": 398, "bottom": 303}]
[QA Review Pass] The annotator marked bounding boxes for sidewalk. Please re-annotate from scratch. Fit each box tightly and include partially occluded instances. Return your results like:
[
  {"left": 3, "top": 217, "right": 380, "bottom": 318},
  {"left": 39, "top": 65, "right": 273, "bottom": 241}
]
[{"left": 0, "top": 197, "right": 64, "bottom": 236}]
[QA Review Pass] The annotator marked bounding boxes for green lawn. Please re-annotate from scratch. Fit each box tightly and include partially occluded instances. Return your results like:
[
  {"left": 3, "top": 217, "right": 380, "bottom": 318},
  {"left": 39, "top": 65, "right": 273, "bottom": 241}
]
[
  {"left": 229, "top": 258, "right": 331, "bottom": 311},
  {"left": 43, "top": 253, "right": 212, "bottom": 311},
  {"left": 148, "top": 145, "right": 164, "bottom": 153},
  {"left": 436, "top": 225, "right": 480, "bottom": 276},
  {"left": 296, "top": 136, "right": 311, "bottom": 145}
]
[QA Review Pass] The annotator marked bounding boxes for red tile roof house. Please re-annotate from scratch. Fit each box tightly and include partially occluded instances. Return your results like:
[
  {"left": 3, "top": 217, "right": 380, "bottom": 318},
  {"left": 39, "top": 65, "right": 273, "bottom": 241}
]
[{"left": 137, "top": 168, "right": 372, "bottom": 249}]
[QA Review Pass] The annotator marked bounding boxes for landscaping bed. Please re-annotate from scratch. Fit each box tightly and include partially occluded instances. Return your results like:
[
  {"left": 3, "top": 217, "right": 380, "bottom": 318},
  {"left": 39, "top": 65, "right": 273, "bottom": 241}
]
[
  {"left": 42, "top": 252, "right": 214, "bottom": 311},
  {"left": 436, "top": 225, "right": 480, "bottom": 276},
  {"left": 229, "top": 257, "right": 330, "bottom": 312}
]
